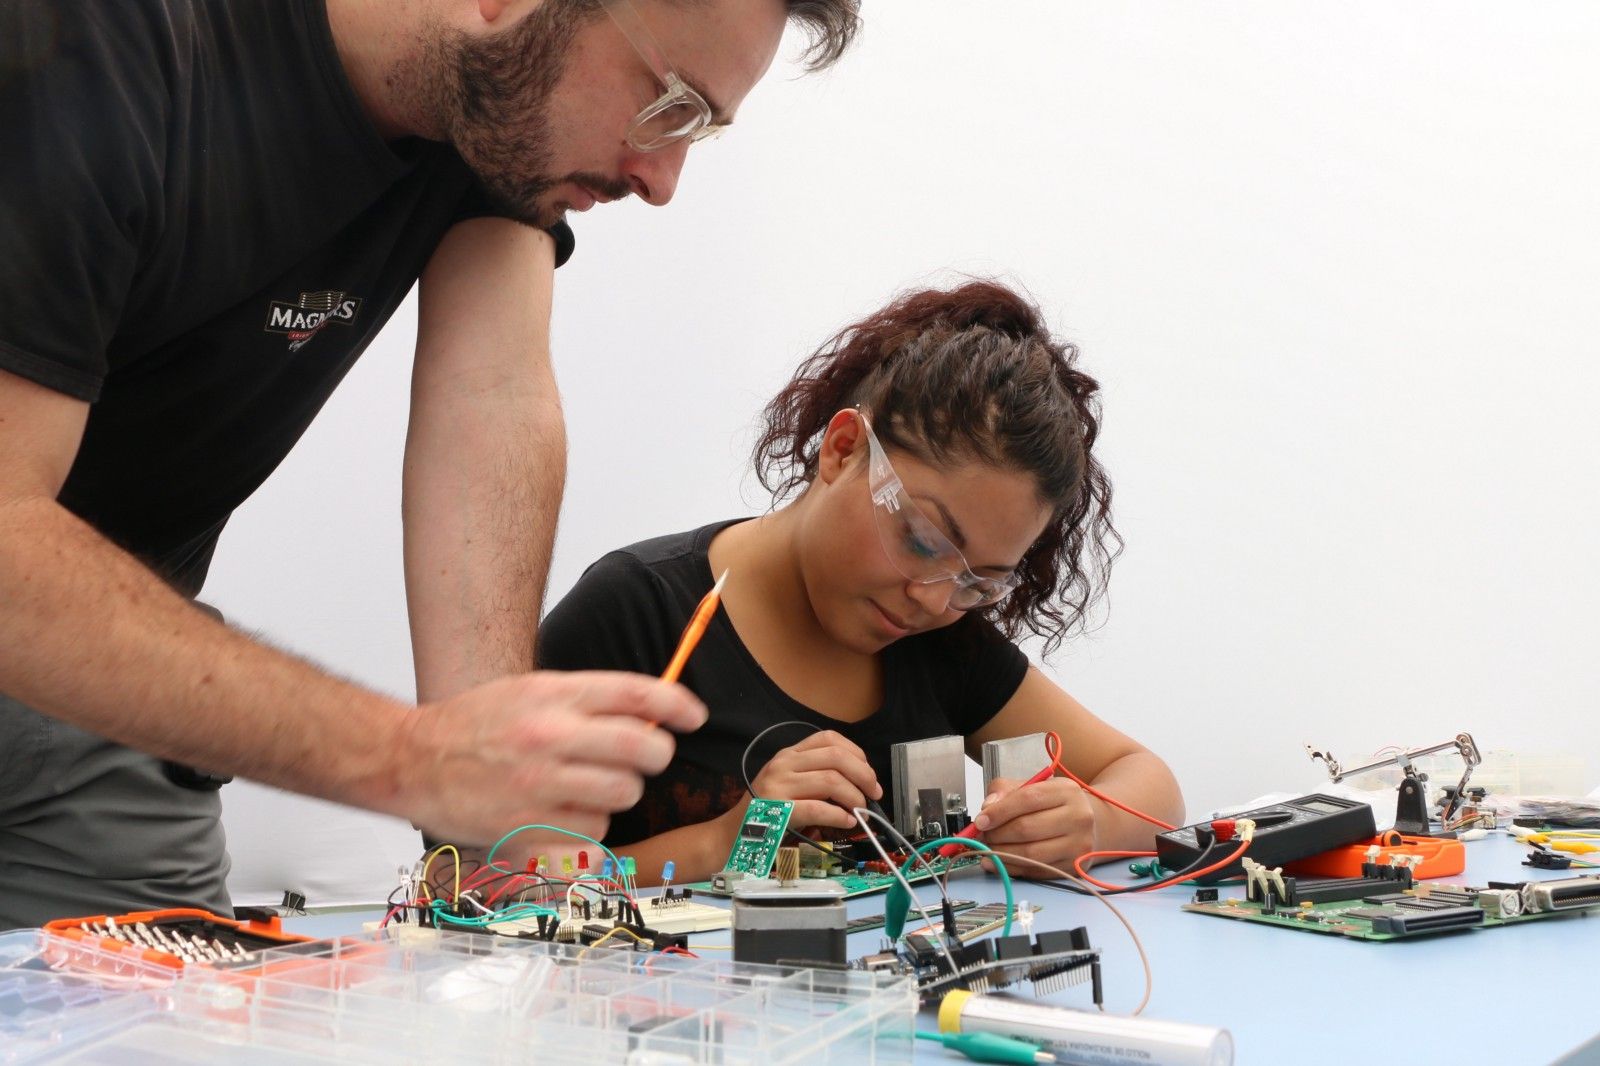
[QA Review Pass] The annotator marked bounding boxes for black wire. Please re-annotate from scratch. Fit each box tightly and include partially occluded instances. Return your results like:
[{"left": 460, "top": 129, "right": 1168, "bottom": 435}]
[{"left": 742, "top": 719, "right": 896, "bottom": 860}]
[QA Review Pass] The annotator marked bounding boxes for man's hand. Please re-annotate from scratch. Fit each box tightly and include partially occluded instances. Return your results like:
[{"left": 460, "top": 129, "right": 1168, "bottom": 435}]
[
  {"left": 396, "top": 670, "right": 706, "bottom": 850},
  {"left": 972, "top": 775, "right": 1098, "bottom": 874},
  {"left": 744, "top": 730, "right": 883, "bottom": 832}
]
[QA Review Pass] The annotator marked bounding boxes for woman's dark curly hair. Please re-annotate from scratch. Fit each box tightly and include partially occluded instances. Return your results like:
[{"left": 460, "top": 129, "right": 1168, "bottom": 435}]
[{"left": 752, "top": 279, "right": 1121, "bottom": 655}]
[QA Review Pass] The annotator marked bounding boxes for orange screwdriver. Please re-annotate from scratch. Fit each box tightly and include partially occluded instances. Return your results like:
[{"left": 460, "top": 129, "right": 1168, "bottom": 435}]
[{"left": 660, "top": 569, "right": 728, "bottom": 684}]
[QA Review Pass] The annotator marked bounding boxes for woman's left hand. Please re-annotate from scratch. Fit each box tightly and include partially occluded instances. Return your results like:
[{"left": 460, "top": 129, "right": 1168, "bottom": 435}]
[{"left": 971, "top": 776, "right": 1097, "bottom": 876}]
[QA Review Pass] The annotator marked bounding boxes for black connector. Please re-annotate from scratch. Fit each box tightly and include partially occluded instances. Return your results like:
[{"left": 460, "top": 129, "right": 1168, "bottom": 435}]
[
  {"left": 1524, "top": 850, "right": 1574, "bottom": 870},
  {"left": 232, "top": 906, "right": 279, "bottom": 923},
  {"left": 1369, "top": 906, "right": 1484, "bottom": 936},
  {"left": 941, "top": 898, "right": 959, "bottom": 940}
]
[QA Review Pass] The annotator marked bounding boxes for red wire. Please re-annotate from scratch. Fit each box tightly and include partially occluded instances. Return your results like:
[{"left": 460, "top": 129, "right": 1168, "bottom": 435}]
[
  {"left": 1045, "top": 731, "right": 1177, "bottom": 832},
  {"left": 1075, "top": 837, "right": 1250, "bottom": 892},
  {"left": 486, "top": 874, "right": 549, "bottom": 906}
]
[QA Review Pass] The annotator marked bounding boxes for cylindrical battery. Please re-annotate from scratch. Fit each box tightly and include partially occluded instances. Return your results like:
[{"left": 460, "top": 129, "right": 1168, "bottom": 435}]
[{"left": 939, "top": 990, "right": 1232, "bottom": 1066}]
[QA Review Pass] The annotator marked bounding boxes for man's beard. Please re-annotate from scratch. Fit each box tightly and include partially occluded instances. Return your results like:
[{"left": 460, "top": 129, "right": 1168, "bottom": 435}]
[{"left": 420, "top": 1, "right": 630, "bottom": 228}]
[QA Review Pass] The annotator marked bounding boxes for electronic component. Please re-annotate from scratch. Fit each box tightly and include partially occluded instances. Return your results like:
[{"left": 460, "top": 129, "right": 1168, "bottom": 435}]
[
  {"left": 846, "top": 901, "right": 1042, "bottom": 941},
  {"left": 471, "top": 893, "right": 732, "bottom": 940},
  {"left": 1528, "top": 875, "right": 1600, "bottom": 912},
  {"left": 716, "top": 798, "right": 795, "bottom": 881},
  {"left": 1240, "top": 856, "right": 1417, "bottom": 912},
  {"left": 1183, "top": 872, "right": 1600, "bottom": 940},
  {"left": 1155, "top": 794, "right": 1377, "bottom": 883},
  {"left": 890, "top": 735, "right": 970, "bottom": 840},
  {"left": 981, "top": 733, "right": 1051, "bottom": 796},
  {"left": 693, "top": 847, "right": 983, "bottom": 899},
  {"left": 731, "top": 879, "right": 848, "bottom": 967},
  {"left": 908, "top": 902, "right": 1042, "bottom": 943},
  {"left": 855, "top": 926, "right": 1102, "bottom": 1007}
]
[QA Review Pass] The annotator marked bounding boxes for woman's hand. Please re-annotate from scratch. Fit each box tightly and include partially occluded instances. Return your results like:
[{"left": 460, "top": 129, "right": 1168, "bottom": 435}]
[
  {"left": 971, "top": 775, "right": 1098, "bottom": 875},
  {"left": 746, "top": 729, "right": 884, "bottom": 832}
]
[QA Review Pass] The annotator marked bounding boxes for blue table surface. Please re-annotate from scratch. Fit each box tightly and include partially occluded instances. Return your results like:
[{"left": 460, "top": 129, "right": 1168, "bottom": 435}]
[{"left": 286, "top": 835, "right": 1600, "bottom": 1066}]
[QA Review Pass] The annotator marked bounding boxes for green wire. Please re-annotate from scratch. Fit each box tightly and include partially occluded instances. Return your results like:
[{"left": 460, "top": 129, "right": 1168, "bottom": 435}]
[
  {"left": 484, "top": 824, "right": 625, "bottom": 882},
  {"left": 916, "top": 1030, "right": 1051, "bottom": 1064},
  {"left": 892, "top": 837, "right": 1014, "bottom": 938},
  {"left": 429, "top": 900, "right": 559, "bottom": 927}
]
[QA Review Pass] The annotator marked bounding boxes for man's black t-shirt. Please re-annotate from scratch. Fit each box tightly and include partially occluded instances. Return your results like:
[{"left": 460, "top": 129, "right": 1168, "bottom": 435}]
[
  {"left": 0, "top": 0, "right": 574, "bottom": 595},
  {"left": 538, "top": 520, "right": 1031, "bottom": 848}
]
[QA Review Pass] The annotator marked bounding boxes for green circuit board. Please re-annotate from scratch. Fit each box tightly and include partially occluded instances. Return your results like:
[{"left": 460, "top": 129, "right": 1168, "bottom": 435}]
[
  {"left": 717, "top": 798, "right": 795, "bottom": 879},
  {"left": 691, "top": 852, "right": 984, "bottom": 899},
  {"left": 1183, "top": 874, "right": 1600, "bottom": 941},
  {"left": 824, "top": 855, "right": 984, "bottom": 898}
]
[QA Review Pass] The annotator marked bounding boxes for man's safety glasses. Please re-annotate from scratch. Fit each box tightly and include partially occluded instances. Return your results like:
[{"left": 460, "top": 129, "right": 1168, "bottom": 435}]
[
  {"left": 858, "top": 411, "right": 1021, "bottom": 612},
  {"left": 604, "top": 0, "right": 728, "bottom": 152}
]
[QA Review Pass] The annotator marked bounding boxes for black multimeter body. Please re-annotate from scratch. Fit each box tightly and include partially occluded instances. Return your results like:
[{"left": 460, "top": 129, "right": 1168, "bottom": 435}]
[{"left": 1155, "top": 794, "right": 1377, "bottom": 884}]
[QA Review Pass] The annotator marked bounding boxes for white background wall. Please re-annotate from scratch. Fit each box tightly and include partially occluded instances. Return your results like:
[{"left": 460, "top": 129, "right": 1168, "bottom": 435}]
[{"left": 204, "top": 2, "right": 1600, "bottom": 905}]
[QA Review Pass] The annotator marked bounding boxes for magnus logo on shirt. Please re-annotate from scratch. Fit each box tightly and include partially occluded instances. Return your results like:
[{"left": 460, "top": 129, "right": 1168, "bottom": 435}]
[{"left": 264, "top": 290, "right": 364, "bottom": 352}]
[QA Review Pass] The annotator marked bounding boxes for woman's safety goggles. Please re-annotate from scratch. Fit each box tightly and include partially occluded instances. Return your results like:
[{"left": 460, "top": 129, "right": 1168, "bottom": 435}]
[{"left": 858, "top": 411, "right": 1021, "bottom": 612}]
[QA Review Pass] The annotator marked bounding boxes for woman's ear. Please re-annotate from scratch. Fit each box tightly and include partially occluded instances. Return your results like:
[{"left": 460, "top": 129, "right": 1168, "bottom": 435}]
[{"left": 815, "top": 409, "right": 866, "bottom": 486}]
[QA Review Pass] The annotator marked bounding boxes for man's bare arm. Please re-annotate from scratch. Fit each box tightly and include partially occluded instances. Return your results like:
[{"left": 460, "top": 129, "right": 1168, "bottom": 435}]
[
  {"left": 0, "top": 367, "right": 705, "bottom": 848},
  {"left": 404, "top": 218, "right": 563, "bottom": 702}
]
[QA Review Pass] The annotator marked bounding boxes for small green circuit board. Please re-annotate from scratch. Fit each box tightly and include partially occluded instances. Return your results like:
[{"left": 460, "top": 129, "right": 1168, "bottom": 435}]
[
  {"left": 718, "top": 798, "right": 795, "bottom": 878},
  {"left": 1184, "top": 877, "right": 1600, "bottom": 941}
]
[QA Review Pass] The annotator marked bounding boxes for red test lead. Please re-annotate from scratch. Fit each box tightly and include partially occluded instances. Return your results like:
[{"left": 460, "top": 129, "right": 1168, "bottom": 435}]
[{"left": 938, "top": 765, "right": 1055, "bottom": 858}]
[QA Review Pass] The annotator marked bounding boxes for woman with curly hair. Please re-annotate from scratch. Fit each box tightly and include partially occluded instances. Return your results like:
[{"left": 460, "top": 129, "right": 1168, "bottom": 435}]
[{"left": 540, "top": 279, "right": 1182, "bottom": 881}]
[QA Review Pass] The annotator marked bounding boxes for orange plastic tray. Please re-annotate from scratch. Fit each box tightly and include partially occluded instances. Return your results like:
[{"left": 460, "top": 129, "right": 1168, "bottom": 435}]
[{"left": 1284, "top": 831, "right": 1465, "bottom": 880}]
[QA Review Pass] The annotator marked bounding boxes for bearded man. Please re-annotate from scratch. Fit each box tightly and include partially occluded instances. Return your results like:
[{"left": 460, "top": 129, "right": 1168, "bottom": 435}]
[{"left": 0, "top": 0, "right": 858, "bottom": 928}]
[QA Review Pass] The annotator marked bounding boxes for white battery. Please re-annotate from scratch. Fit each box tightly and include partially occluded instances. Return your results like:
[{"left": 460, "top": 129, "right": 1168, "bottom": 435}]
[{"left": 939, "top": 990, "right": 1233, "bottom": 1066}]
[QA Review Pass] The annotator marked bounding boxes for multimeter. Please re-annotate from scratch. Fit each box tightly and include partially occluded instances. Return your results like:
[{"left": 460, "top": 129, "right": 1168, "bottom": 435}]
[{"left": 1155, "top": 793, "right": 1377, "bottom": 884}]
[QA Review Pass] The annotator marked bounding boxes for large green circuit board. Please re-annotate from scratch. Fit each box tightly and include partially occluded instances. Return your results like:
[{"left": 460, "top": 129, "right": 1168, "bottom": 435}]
[
  {"left": 690, "top": 851, "right": 984, "bottom": 899},
  {"left": 820, "top": 855, "right": 984, "bottom": 899},
  {"left": 1183, "top": 874, "right": 1600, "bottom": 941}
]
